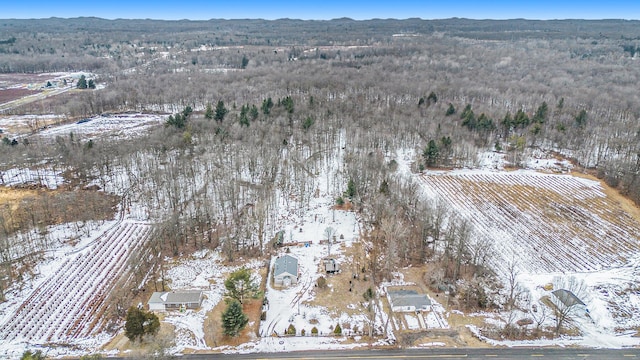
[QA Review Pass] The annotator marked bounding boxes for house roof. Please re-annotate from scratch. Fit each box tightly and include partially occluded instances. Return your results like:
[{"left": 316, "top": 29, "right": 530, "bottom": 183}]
[
  {"left": 388, "top": 289, "right": 431, "bottom": 309},
  {"left": 552, "top": 289, "right": 585, "bottom": 307},
  {"left": 148, "top": 290, "right": 203, "bottom": 305},
  {"left": 274, "top": 254, "right": 298, "bottom": 277}
]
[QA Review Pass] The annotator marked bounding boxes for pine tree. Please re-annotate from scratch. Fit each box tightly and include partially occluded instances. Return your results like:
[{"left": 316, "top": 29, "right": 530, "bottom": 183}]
[
  {"left": 222, "top": 300, "right": 248, "bottom": 337},
  {"left": 205, "top": 103, "right": 214, "bottom": 120},
  {"left": 445, "top": 103, "right": 456, "bottom": 116},
  {"left": 423, "top": 140, "right": 439, "bottom": 167},
  {"left": 125, "top": 306, "right": 159, "bottom": 342},
  {"left": 214, "top": 100, "right": 228, "bottom": 122},
  {"left": 224, "top": 267, "right": 259, "bottom": 304},
  {"left": 77, "top": 75, "right": 88, "bottom": 89}
]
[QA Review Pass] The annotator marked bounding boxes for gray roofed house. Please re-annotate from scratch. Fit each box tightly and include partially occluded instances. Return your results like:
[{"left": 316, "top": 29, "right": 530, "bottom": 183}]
[
  {"left": 552, "top": 289, "right": 586, "bottom": 308},
  {"left": 387, "top": 289, "right": 432, "bottom": 312},
  {"left": 148, "top": 290, "right": 204, "bottom": 311},
  {"left": 273, "top": 254, "right": 298, "bottom": 287}
]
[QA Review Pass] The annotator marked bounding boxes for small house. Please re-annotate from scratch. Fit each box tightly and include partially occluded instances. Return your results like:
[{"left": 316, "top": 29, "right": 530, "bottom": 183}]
[
  {"left": 148, "top": 290, "right": 203, "bottom": 311},
  {"left": 273, "top": 254, "right": 299, "bottom": 287},
  {"left": 387, "top": 289, "right": 431, "bottom": 312},
  {"left": 324, "top": 258, "right": 340, "bottom": 274}
]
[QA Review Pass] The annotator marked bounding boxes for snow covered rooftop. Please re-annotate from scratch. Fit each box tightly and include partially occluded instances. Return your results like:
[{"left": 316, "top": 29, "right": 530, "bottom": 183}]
[
  {"left": 388, "top": 289, "right": 432, "bottom": 309},
  {"left": 149, "top": 290, "right": 203, "bottom": 305},
  {"left": 274, "top": 254, "right": 299, "bottom": 277}
]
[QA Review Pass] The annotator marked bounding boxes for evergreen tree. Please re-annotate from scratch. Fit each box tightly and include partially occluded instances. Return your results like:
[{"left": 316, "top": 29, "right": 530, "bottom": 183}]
[
  {"left": 222, "top": 300, "right": 248, "bottom": 337},
  {"left": 76, "top": 75, "right": 88, "bottom": 89},
  {"left": 249, "top": 105, "right": 259, "bottom": 121},
  {"left": 224, "top": 267, "right": 259, "bottom": 304},
  {"left": 302, "top": 116, "right": 314, "bottom": 131},
  {"left": 204, "top": 103, "right": 214, "bottom": 120},
  {"left": 261, "top": 97, "right": 274, "bottom": 115},
  {"left": 533, "top": 101, "right": 548, "bottom": 123},
  {"left": 88, "top": 79, "right": 96, "bottom": 89},
  {"left": 423, "top": 140, "right": 439, "bottom": 167},
  {"left": 445, "top": 103, "right": 456, "bottom": 116},
  {"left": 125, "top": 306, "right": 160, "bottom": 342},
  {"left": 345, "top": 179, "right": 356, "bottom": 199},
  {"left": 427, "top": 91, "right": 438, "bottom": 104},
  {"left": 214, "top": 100, "right": 228, "bottom": 122},
  {"left": 575, "top": 109, "right": 588, "bottom": 127}
]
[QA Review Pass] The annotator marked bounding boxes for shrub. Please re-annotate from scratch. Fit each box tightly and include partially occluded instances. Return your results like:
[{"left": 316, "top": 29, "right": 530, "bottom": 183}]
[
  {"left": 311, "top": 326, "right": 318, "bottom": 336},
  {"left": 286, "top": 324, "right": 296, "bottom": 335},
  {"left": 317, "top": 276, "right": 327, "bottom": 289},
  {"left": 334, "top": 323, "right": 342, "bottom": 335},
  {"left": 301, "top": 328, "right": 306, "bottom": 336}
]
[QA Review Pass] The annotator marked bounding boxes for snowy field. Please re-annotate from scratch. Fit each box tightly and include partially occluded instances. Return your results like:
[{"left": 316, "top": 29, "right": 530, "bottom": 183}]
[
  {"left": 36, "top": 113, "right": 165, "bottom": 140},
  {"left": 0, "top": 217, "right": 152, "bottom": 357}
]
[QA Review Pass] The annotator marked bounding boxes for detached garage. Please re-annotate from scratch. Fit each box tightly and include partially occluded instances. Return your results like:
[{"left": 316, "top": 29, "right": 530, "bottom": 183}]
[{"left": 148, "top": 290, "right": 204, "bottom": 311}]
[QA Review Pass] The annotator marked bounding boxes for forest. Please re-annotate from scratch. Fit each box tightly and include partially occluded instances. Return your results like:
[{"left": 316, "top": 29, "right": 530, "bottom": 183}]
[{"left": 1, "top": 17, "right": 640, "bottom": 352}]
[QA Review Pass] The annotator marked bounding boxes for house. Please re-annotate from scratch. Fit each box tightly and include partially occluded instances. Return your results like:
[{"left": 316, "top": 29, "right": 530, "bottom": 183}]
[
  {"left": 324, "top": 258, "right": 340, "bottom": 274},
  {"left": 387, "top": 289, "right": 431, "bottom": 312},
  {"left": 552, "top": 289, "right": 586, "bottom": 309},
  {"left": 148, "top": 290, "right": 204, "bottom": 311},
  {"left": 273, "top": 254, "right": 299, "bottom": 287}
]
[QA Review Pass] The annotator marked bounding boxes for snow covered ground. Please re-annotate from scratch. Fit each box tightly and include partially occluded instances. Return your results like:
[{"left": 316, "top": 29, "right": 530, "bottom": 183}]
[{"left": 36, "top": 113, "right": 165, "bottom": 140}]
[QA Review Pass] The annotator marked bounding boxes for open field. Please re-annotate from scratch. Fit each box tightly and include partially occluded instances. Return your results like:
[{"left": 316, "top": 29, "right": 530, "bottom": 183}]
[
  {"left": 420, "top": 170, "right": 640, "bottom": 276},
  {"left": 0, "top": 219, "right": 151, "bottom": 353}
]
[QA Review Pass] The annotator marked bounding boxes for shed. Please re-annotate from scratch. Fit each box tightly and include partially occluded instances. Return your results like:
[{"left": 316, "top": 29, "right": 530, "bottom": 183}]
[
  {"left": 552, "top": 289, "right": 586, "bottom": 308},
  {"left": 388, "top": 289, "right": 432, "bottom": 312},
  {"left": 273, "top": 254, "right": 299, "bottom": 287},
  {"left": 324, "top": 258, "right": 340, "bottom": 274},
  {"left": 148, "top": 290, "right": 203, "bottom": 311}
]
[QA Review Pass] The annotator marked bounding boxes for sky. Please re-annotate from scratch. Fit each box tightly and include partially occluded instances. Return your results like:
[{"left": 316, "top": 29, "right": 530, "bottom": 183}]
[{"left": 3, "top": 0, "right": 639, "bottom": 21}]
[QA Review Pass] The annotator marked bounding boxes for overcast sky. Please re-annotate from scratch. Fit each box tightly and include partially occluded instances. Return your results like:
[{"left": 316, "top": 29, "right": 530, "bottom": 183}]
[{"left": 3, "top": 0, "right": 639, "bottom": 20}]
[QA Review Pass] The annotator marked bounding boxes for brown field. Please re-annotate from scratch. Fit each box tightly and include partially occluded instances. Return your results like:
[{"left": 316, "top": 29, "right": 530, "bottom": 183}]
[{"left": 0, "top": 88, "right": 41, "bottom": 104}]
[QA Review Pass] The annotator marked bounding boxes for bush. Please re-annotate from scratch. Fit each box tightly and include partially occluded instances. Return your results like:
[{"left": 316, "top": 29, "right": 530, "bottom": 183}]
[
  {"left": 301, "top": 328, "right": 306, "bottom": 336},
  {"left": 286, "top": 324, "right": 296, "bottom": 335},
  {"left": 335, "top": 196, "right": 345, "bottom": 206},
  {"left": 317, "top": 276, "right": 327, "bottom": 289},
  {"left": 311, "top": 326, "right": 318, "bottom": 336},
  {"left": 334, "top": 323, "right": 342, "bottom": 335}
]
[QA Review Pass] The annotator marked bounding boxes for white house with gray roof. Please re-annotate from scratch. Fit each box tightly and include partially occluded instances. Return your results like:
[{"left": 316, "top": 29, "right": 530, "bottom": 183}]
[
  {"left": 387, "top": 289, "right": 432, "bottom": 312},
  {"left": 273, "top": 254, "right": 299, "bottom": 287},
  {"left": 148, "top": 290, "right": 203, "bottom": 311}
]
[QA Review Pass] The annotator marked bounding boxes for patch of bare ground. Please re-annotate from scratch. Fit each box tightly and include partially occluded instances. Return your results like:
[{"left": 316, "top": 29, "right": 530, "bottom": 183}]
[
  {"left": 0, "top": 186, "right": 118, "bottom": 236},
  {"left": 305, "top": 242, "right": 373, "bottom": 316},
  {"left": 101, "top": 313, "right": 176, "bottom": 355},
  {"left": 571, "top": 171, "right": 640, "bottom": 223},
  {"left": 204, "top": 298, "right": 261, "bottom": 349}
]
